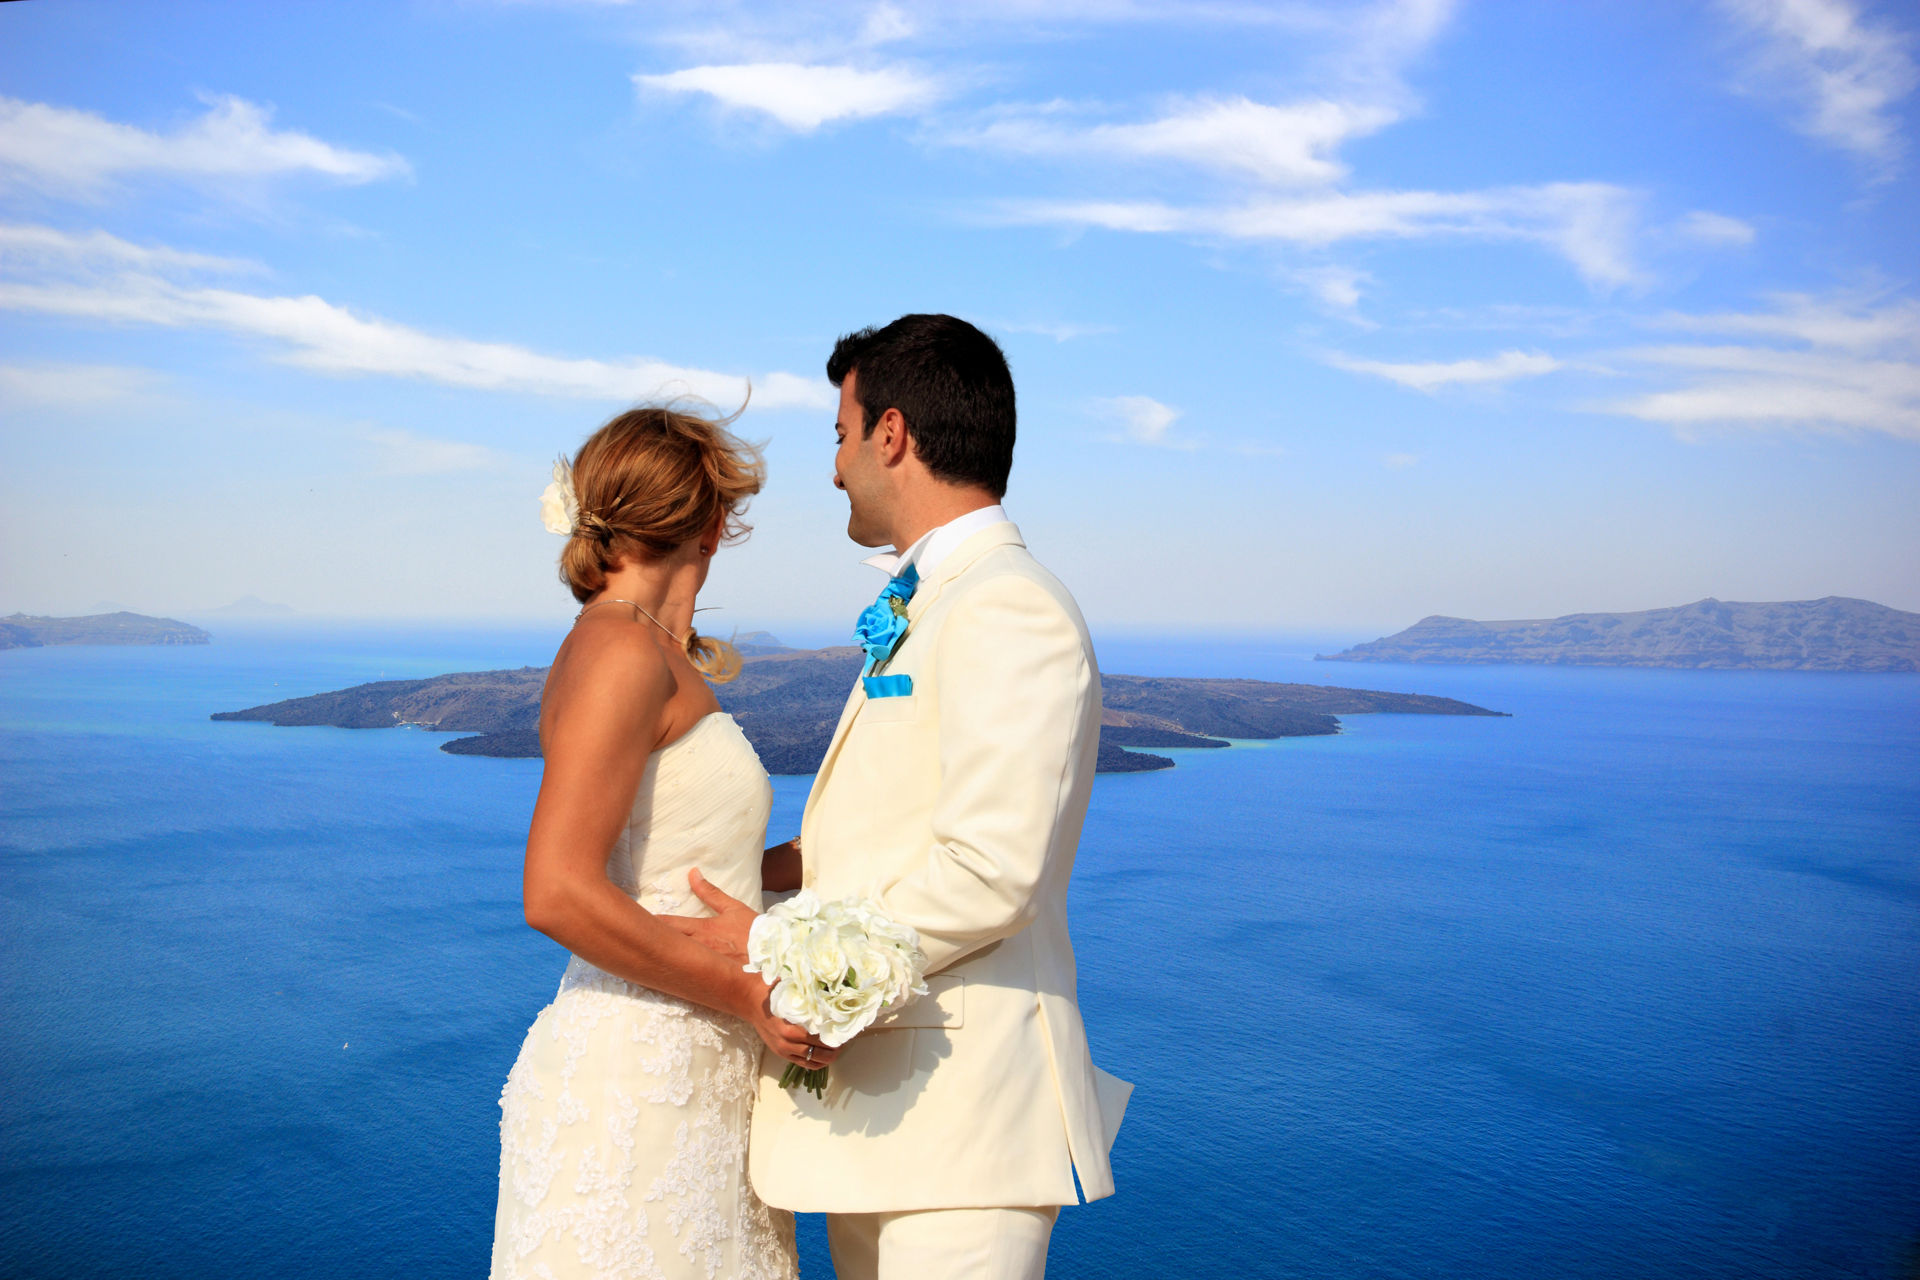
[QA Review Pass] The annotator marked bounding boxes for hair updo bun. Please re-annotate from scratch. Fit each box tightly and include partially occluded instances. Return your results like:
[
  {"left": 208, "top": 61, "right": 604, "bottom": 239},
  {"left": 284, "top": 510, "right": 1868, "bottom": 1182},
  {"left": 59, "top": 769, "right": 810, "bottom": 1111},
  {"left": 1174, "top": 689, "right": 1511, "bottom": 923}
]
[{"left": 559, "top": 402, "right": 765, "bottom": 683}]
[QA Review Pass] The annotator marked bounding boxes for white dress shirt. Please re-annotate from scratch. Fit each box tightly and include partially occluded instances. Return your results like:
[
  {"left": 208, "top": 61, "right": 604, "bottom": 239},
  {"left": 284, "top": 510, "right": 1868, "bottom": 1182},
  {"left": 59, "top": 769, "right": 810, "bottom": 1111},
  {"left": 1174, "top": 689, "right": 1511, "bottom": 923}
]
[{"left": 860, "top": 504, "right": 1009, "bottom": 582}]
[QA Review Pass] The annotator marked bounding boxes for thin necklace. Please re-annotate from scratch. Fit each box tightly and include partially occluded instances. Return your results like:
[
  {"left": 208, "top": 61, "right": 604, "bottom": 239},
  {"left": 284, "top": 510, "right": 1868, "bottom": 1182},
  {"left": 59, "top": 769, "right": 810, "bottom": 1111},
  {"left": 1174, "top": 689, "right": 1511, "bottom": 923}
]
[{"left": 575, "top": 596, "right": 689, "bottom": 645}]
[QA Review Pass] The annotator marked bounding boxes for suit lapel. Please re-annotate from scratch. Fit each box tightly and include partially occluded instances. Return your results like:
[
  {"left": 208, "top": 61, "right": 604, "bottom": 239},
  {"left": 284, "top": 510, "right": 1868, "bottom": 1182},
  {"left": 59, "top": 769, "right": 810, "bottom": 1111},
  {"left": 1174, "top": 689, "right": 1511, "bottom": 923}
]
[
  {"left": 803, "top": 522, "right": 1027, "bottom": 832},
  {"left": 802, "top": 676, "right": 866, "bottom": 831}
]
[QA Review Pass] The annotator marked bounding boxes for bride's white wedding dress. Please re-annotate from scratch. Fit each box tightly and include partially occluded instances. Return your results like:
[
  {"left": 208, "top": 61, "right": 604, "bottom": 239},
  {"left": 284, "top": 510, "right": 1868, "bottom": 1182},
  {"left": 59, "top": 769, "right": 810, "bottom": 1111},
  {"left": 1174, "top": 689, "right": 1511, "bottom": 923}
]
[{"left": 490, "top": 712, "right": 798, "bottom": 1280}]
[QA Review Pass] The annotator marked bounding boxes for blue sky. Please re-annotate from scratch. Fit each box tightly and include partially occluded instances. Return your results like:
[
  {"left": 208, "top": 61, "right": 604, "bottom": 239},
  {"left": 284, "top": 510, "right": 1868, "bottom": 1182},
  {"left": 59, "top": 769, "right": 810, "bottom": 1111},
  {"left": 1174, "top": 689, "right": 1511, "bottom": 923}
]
[{"left": 2, "top": 0, "right": 1916, "bottom": 634}]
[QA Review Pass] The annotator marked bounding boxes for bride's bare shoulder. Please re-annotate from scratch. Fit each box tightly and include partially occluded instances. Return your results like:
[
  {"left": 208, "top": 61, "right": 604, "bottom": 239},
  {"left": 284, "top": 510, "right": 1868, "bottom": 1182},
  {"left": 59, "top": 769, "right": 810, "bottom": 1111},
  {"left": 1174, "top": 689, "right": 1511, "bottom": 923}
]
[{"left": 543, "top": 615, "right": 677, "bottom": 721}]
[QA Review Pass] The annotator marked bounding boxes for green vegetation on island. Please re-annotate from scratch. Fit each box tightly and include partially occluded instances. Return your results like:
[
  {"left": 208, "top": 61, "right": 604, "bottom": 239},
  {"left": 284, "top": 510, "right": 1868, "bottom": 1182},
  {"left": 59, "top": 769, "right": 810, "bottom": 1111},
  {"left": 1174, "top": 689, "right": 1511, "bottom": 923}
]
[
  {"left": 2, "top": 612, "right": 211, "bottom": 649},
  {"left": 1320, "top": 597, "right": 1919, "bottom": 672},
  {"left": 213, "top": 644, "right": 1506, "bottom": 774}
]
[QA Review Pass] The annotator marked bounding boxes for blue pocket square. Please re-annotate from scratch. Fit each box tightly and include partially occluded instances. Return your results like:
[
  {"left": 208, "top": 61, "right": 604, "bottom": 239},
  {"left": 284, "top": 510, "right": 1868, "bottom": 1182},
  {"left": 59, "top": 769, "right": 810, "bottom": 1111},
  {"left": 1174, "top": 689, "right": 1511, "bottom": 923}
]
[{"left": 862, "top": 674, "right": 913, "bottom": 699}]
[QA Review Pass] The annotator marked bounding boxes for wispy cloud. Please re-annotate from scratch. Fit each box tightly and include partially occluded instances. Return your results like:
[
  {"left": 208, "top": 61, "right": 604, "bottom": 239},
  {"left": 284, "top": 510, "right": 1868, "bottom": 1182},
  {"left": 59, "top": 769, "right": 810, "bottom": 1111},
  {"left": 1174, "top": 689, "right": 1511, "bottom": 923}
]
[
  {"left": 859, "top": 3, "right": 917, "bottom": 45},
  {"left": 0, "top": 223, "right": 260, "bottom": 276},
  {"left": 0, "top": 95, "right": 410, "bottom": 197},
  {"left": 635, "top": 63, "right": 942, "bottom": 131},
  {"left": 1002, "top": 183, "right": 1651, "bottom": 290},
  {"left": 1671, "top": 209, "right": 1758, "bottom": 246},
  {"left": 0, "top": 223, "right": 831, "bottom": 409},
  {"left": 1719, "top": 0, "right": 1918, "bottom": 171},
  {"left": 0, "top": 361, "right": 166, "bottom": 408},
  {"left": 1326, "top": 348, "right": 1562, "bottom": 391},
  {"left": 364, "top": 428, "right": 507, "bottom": 475},
  {"left": 994, "top": 319, "right": 1116, "bottom": 342},
  {"left": 1097, "top": 393, "right": 1193, "bottom": 447},
  {"left": 1608, "top": 293, "right": 1920, "bottom": 438},
  {"left": 1291, "top": 264, "right": 1374, "bottom": 319},
  {"left": 637, "top": 0, "right": 1438, "bottom": 59},
  {"left": 1649, "top": 291, "right": 1920, "bottom": 348},
  {"left": 954, "top": 96, "right": 1399, "bottom": 186},
  {"left": 629, "top": 2, "right": 1677, "bottom": 295},
  {"left": 1398, "top": 301, "right": 1609, "bottom": 340},
  {"left": 1310, "top": 0, "right": 1459, "bottom": 100},
  {"left": 1383, "top": 451, "right": 1420, "bottom": 468}
]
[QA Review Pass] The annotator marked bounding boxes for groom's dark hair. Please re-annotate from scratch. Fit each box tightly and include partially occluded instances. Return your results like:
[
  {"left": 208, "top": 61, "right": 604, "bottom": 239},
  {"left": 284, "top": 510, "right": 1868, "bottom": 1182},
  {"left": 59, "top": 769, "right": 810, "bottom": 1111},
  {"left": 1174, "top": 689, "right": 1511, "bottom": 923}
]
[{"left": 827, "top": 314, "right": 1016, "bottom": 498}]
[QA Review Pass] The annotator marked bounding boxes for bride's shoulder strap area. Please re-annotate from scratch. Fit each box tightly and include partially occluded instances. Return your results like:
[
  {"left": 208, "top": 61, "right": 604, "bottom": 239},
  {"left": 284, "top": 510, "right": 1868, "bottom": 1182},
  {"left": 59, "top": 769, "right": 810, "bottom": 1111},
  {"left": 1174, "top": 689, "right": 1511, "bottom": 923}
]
[{"left": 544, "top": 623, "right": 678, "bottom": 748}]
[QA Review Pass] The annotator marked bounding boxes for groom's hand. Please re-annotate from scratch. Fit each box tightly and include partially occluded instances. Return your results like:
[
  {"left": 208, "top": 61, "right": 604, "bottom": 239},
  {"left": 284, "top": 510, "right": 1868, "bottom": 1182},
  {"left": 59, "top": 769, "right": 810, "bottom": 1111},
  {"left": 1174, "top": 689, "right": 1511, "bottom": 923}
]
[
  {"left": 677, "top": 869, "right": 839, "bottom": 1068},
  {"left": 664, "top": 868, "right": 755, "bottom": 963}
]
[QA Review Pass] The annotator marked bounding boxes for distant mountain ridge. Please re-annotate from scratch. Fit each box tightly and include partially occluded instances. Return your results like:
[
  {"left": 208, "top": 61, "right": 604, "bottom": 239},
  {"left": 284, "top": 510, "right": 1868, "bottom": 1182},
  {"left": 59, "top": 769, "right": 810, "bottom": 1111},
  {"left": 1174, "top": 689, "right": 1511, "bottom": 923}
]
[
  {"left": 1320, "top": 597, "right": 1918, "bottom": 672},
  {"left": 2, "top": 612, "right": 211, "bottom": 649},
  {"left": 213, "top": 645, "right": 1505, "bottom": 774}
]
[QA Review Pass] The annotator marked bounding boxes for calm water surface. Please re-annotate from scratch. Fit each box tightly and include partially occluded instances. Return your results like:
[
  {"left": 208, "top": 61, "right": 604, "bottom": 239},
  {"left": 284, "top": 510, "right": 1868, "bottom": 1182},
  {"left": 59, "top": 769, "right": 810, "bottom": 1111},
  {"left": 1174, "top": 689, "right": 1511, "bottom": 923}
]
[{"left": 2, "top": 628, "right": 1915, "bottom": 1278}]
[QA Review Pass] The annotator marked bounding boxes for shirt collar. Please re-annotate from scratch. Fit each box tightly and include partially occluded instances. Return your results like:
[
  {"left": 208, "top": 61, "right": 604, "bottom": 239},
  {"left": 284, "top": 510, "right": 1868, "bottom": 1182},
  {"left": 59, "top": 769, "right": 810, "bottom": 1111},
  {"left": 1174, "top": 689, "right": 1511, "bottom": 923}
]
[{"left": 861, "top": 504, "right": 1008, "bottom": 581}]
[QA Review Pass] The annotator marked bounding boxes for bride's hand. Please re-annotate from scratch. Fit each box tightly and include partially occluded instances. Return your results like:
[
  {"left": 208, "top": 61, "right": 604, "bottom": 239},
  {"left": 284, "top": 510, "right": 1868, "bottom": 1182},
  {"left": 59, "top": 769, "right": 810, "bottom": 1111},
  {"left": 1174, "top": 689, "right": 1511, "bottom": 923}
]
[
  {"left": 740, "top": 979, "right": 840, "bottom": 1069},
  {"left": 679, "top": 871, "right": 837, "bottom": 1068}
]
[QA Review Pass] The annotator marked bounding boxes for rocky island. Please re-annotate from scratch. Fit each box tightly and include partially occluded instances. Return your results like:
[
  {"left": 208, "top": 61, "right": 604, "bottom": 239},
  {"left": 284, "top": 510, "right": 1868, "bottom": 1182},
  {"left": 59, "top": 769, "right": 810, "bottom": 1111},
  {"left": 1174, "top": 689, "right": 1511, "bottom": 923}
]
[
  {"left": 213, "top": 645, "right": 1505, "bottom": 774},
  {"left": 2, "top": 611, "right": 210, "bottom": 649},
  {"left": 1319, "top": 597, "right": 1920, "bottom": 672}
]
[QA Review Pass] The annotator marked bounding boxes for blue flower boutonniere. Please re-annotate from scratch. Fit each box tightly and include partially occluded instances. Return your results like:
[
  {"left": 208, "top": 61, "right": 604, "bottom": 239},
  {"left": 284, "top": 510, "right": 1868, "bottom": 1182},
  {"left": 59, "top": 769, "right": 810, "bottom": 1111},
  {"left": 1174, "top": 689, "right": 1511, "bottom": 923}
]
[{"left": 853, "top": 569, "right": 917, "bottom": 673}]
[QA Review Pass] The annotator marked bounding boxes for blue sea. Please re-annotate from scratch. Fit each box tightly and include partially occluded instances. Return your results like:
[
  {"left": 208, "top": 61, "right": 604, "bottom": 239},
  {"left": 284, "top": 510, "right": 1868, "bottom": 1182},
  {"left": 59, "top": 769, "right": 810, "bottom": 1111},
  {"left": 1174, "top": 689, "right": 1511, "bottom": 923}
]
[{"left": 2, "top": 627, "right": 1917, "bottom": 1279}]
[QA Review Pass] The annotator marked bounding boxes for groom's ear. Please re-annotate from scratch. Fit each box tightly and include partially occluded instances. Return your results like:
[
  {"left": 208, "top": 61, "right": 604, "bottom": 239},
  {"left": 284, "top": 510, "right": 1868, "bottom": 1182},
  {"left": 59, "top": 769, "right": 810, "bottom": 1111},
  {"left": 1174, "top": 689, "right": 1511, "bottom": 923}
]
[{"left": 874, "top": 406, "right": 913, "bottom": 468}]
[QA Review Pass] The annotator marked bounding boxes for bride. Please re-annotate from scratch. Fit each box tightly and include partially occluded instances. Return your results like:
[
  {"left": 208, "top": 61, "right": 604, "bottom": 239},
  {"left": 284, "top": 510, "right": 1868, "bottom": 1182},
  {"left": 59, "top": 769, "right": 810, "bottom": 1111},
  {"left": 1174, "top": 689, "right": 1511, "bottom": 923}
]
[{"left": 490, "top": 405, "right": 825, "bottom": 1280}]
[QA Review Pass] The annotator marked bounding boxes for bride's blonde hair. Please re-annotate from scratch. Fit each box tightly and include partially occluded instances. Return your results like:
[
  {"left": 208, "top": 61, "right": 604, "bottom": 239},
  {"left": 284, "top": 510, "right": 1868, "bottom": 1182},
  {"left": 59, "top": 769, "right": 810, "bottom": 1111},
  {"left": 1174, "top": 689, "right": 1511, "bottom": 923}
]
[{"left": 559, "top": 402, "right": 765, "bottom": 683}]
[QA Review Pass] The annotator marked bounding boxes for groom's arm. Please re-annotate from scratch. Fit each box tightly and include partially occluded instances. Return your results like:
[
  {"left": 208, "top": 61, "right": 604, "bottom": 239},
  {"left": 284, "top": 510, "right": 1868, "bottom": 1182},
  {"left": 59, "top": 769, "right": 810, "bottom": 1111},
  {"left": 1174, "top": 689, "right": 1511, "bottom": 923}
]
[
  {"left": 873, "top": 571, "right": 1094, "bottom": 974},
  {"left": 761, "top": 838, "right": 802, "bottom": 893}
]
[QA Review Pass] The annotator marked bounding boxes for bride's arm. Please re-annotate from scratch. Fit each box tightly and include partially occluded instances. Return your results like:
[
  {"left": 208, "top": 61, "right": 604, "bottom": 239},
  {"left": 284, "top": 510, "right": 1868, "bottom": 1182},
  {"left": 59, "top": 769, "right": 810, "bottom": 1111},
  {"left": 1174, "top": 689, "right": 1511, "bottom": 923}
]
[{"left": 520, "top": 627, "right": 832, "bottom": 1070}]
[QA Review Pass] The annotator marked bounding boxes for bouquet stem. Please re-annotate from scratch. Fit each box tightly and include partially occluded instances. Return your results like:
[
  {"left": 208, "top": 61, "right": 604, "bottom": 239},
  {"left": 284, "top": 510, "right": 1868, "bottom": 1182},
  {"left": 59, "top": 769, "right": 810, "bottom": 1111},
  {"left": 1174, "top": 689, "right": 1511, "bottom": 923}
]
[{"left": 779, "top": 1063, "right": 829, "bottom": 1097}]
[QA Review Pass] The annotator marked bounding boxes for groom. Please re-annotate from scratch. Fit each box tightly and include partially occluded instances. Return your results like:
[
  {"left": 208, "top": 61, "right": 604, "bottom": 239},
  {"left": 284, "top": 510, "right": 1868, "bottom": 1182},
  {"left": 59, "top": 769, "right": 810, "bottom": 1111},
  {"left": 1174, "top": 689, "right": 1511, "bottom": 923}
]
[{"left": 677, "top": 313, "right": 1129, "bottom": 1279}]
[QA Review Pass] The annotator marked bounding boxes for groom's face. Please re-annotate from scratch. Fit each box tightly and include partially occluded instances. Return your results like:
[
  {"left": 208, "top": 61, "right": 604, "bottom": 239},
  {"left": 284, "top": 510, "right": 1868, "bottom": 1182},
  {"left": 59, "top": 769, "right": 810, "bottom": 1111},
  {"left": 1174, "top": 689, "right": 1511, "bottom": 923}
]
[{"left": 833, "top": 371, "right": 892, "bottom": 547}]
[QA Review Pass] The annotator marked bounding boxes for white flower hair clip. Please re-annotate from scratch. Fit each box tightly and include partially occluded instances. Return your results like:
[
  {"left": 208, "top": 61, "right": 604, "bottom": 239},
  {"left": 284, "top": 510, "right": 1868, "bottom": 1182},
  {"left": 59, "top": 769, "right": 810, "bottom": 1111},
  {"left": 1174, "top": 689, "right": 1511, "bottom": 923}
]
[{"left": 539, "top": 458, "right": 578, "bottom": 536}]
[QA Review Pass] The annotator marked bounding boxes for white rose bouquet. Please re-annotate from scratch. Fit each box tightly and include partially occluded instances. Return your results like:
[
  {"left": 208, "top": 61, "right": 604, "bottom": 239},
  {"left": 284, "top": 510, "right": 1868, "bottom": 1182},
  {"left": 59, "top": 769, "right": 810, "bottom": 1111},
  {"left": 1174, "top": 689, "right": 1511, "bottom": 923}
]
[{"left": 745, "top": 890, "right": 929, "bottom": 1096}]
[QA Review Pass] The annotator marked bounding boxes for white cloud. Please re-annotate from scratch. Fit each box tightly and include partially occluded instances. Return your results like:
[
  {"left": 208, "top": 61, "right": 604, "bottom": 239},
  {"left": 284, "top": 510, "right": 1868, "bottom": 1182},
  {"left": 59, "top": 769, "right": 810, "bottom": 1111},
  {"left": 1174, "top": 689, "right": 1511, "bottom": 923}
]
[
  {"left": 1383, "top": 451, "right": 1420, "bottom": 468},
  {"left": 957, "top": 96, "right": 1399, "bottom": 186},
  {"left": 0, "top": 223, "right": 259, "bottom": 276},
  {"left": 639, "top": 0, "right": 1446, "bottom": 56},
  {"left": 0, "top": 361, "right": 165, "bottom": 408},
  {"left": 1335, "top": 0, "right": 1460, "bottom": 92},
  {"left": 994, "top": 319, "right": 1116, "bottom": 342},
  {"left": 860, "top": 3, "right": 916, "bottom": 44},
  {"left": 635, "top": 63, "right": 942, "bottom": 131},
  {"left": 1650, "top": 292, "right": 1920, "bottom": 348},
  {"left": 1003, "top": 182, "right": 1649, "bottom": 290},
  {"left": 1613, "top": 351, "right": 1919, "bottom": 435},
  {"left": 923, "top": 3, "right": 1690, "bottom": 296},
  {"left": 638, "top": 5, "right": 1660, "bottom": 303},
  {"left": 1292, "top": 264, "right": 1373, "bottom": 316},
  {"left": 1719, "top": 0, "right": 1918, "bottom": 169},
  {"left": 0, "top": 95, "right": 410, "bottom": 197},
  {"left": 0, "top": 223, "right": 832, "bottom": 410},
  {"left": 364, "top": 428, "right": 507, "bottom": 476},
  {"left": 1, "top": 276, "right": 833, "bottom": 408},
  {"left": 1097, "top": 394, "right": 1191, "bottom": 446},
  {"left": 1327, "top": 349, "right": 1562, "bottom": 391},
  {"left": 1672, "top": 209, "right": 1758, "bottom": 246},
  {"left": 1608, "top": 294, "right": 1920, "bottom": 438}
]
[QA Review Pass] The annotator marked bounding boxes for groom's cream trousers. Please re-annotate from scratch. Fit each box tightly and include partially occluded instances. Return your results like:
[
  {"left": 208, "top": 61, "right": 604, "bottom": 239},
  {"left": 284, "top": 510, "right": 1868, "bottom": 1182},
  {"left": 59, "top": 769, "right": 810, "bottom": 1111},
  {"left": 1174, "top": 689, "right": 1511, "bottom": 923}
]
[
  {"left": 749, "top": 522, "right": 1130, "bottom": 1277},
  {"left": 827, "top": 1207, "right": 1058, "bottom": 1280}
]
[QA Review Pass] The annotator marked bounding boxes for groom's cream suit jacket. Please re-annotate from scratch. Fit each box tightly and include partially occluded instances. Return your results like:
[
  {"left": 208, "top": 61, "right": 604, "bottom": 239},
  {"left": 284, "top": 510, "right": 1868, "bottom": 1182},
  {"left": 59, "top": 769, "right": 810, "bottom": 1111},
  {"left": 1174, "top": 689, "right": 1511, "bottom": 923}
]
[{"left": 748, "top": 519, "right": 1131, "bottom": 1213}]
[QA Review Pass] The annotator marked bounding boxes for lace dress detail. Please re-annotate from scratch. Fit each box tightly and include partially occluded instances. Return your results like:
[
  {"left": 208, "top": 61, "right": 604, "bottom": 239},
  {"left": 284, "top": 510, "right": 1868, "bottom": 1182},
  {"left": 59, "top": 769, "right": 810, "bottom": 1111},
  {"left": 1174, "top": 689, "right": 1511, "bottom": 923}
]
[{"left": 491, "top": 714, "right": 797, "bottom": 1280}]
